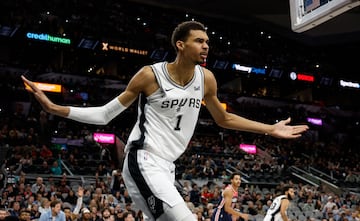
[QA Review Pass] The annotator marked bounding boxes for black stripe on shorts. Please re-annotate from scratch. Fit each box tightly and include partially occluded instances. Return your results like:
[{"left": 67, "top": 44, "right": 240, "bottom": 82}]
[{"left": 128, "top": 148, "right": 165, "bottom": 219}]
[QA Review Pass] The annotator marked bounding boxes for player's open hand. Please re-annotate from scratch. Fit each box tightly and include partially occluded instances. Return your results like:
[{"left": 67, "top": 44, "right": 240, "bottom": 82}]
[
  {"left": 240, "top": 213, "right": 249, "bottom": 221},
  {"left": 271, "top": 117, "right": 309, "bottom": 139},
  {"left": 21, "top": 75, "right": 55, "bottom": 113}
]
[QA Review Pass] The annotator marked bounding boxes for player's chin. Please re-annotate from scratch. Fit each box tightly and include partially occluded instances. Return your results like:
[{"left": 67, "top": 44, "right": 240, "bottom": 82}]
[{"left": 196, "top": 59, "right": 206, "bottom": 65}]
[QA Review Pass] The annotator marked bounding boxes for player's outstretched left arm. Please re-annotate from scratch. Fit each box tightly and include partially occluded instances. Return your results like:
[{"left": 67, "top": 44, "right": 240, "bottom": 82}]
[{"left": 203, "top": 69, "right": 309, "bottom": 138}]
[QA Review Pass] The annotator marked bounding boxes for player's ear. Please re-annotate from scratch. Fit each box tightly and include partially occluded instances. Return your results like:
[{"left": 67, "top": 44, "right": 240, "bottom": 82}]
[{"left": 176, "top": 40, "right": 184, "bottom": 51}]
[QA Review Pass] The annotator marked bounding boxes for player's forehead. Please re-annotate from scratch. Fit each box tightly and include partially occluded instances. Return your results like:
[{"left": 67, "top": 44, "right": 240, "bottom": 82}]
[
  {"left": 232, "top": 175, "right": 241, "bottom": 180},
  {"left": 188, "top": 30, "right": 208, "bottom": 40},
  {"left": 288, "top": 188, "right": 295, "bottom": 193}
]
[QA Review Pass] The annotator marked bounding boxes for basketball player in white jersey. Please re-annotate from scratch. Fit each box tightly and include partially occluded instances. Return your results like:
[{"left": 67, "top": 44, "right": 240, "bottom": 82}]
[
  {"left": 211, "top": 172, "right": 248, "bottom": 221},
  {"left": 22, "top": 21, "right": 309, "bottom": 221},
  {"left": 264, "top": 185, "right": 295, "bottom": 221}
]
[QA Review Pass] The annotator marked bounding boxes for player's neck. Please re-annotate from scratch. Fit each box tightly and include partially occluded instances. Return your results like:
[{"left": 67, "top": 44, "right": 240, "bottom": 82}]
[
  {"left": 167, "top": 60, "right": 195, "bottom": 86},
  {"left": 230, "top": 184, "right": 238, "bottom": 192}
]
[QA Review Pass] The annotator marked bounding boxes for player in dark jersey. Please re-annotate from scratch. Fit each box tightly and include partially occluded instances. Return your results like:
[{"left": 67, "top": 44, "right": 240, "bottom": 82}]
[{"left": 212, "top": 173, "right": 248, "bottom": 221}]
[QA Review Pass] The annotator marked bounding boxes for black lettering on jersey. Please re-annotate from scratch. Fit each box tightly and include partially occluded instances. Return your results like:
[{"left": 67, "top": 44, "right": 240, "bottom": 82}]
[
  {"left": 196, "top": 99, "right": 201, "bottom": 108},
  {"left": 179, "top": 99, "right": 187, "bottom": 108},
  {"left": 170, "top": 99, "right": 180, "bottom": 108},
  {"left": 189, "top": 98, "right": 202, "bottom": 108},
  {"left": 161, "top": 98, "right": 201, "bottom": 109},
  {"left": 161, "top": 100, "right": 170, "bottom": 108}
]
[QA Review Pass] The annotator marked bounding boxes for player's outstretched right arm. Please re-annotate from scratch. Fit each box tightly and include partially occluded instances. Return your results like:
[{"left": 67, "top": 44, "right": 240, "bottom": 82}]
[
  {"left": 21, "top": 66, "right": 156, "bottom": 125},
  {"left": 22, "top": 75, "right": 71, "bottom": 118},
  {"left": 22, "top": 75, "right": 127, "bottom": 125}
]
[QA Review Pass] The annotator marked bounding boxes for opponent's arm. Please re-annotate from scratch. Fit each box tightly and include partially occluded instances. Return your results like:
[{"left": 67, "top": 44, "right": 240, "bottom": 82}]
[{"left": 203, "top": 69, "right": 309, "bottom": 138}]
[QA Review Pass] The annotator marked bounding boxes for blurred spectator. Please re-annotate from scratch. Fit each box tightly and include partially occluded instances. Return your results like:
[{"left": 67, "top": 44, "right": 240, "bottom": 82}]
[
  {"left": 122, "top": 211, "right": 134, "bottom": 221},
  {"left": 114, "top": 207, "right": 124, "bottom": 221},
  {"left": 82, "top": 190, "right": 91, "bottom": 206},
  {"left": 64, "top": 190, "right": 77, "bottom": 206},
  {"left": 89, "top": 206, "right": 100, "bottom": 221},
  {"left": 184, "top": 194, "right": 195, "bottom": 212},
  {"left": 39, "top": 145, "right": 53, "bottom": 161},
  {"left": 19, "top": 153, "right": 33, "bottom": 173},
  {"left": 99, "top": 146, "right": 111, "bottom": 162},
  {"left": 39, "top": 198, "right": 50, "bottom": 214},
  {"left": 31, "top": 177, "right": 45, "bottom": 195},
  {"left": 50, "top": 157, "right": 62, "bottom": 176},
  {"left": 202, "top": 160, "right": 215, "bottom": 180},
  {"left": 182, "top": 181, "right": 192, "bottom": 196},
  {"left": 95, "top": 164, "right": 109, "bottom": 178},
  {"left": 18, "top": 209, "right": 31, "bottom": 221},
  {"left": 0, "top": 208, "right": 9, "bottom": 221},
  {"left": 255, "top": 201, "right": 266, "bottom": 216},
  {"left": 112, "top": 191, "right": 123, "bottom": 205},
  {"left": 80, "top": 208, "right": 92, "bottom": 221},
  {"left": 63, "top": 207, "right": 76, "bottom": 221},
  {"left": 30, "top": 203, "right": 41, "bottom": 220},
  {"left": 39, "top": 200, "right": 65, "bottom": 221},
  {"left": 302, "top": 197, "right": 315, "bottom": 212},
  {"left": 135, "top": 210, "right": 144, "bottom": 221},
  {"left": 8, "top": 202, "right": 21, "bottom": 217},
  {"left": 37, "top": 161, "right": 51, "bottom": 175},
  {"left": 122, "top": 190, "right": 132, "bottom": 204},
  {"left": 124, "top": 204, "right": 135, "bottom": 218},
  {"left": 58, "top": 178, "right": 71, "bottom": 195},
  {"left": 1, "top": 161, "right": 23, "bottom": 187},
  {"left": 109, "top": 169, "right": 122, "bottom": 196},
  {"left": 100, "top": 208, "right": 113, "bottom": 221},
  {"left": 189, "top": 183, "right": 201, "bottom": 207},
  {"left": 208, "top": 186, "right": 221, "bottom": 205},
  {"left": 200, "top": 185, "right": 213, "bottom": 205},
  {"left": 323, "top": 196, "right": 337, "bottom": 216},
  {"left": 247, "top": 201, "right": 258, "bottom": 216}
]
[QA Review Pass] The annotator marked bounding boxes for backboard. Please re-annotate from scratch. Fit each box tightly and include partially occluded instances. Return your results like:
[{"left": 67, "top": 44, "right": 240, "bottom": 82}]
[{"left": 290, "top": 0, "right": 360, "bottom": 32}]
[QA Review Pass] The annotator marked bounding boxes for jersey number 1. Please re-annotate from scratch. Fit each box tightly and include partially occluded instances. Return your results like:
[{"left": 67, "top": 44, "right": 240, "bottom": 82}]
[{"left": 174, "top": 115, "right": 182, "bottom": 131}]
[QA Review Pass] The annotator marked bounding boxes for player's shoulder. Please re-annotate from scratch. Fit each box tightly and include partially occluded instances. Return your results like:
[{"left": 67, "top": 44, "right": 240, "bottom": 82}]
[
  {"left": 139, "top": 65, "right": 154, "bottom": 74},
  {"left": 199, "top": 66, "right": 216, "bottom": 82},
  {"left": 134, "top": 65, "right": 156, "bottom": 79},
  {"left": 223, "top": 185, "right": 233, "bottom": 194},
  {"left": 199, "top": 65, "right": 213, "bottom": 75}
]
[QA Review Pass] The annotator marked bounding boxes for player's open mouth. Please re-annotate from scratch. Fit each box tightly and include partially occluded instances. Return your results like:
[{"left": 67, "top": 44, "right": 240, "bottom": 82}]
[{"left": 200, "top": 54, "right": 207, "bottom": 59}]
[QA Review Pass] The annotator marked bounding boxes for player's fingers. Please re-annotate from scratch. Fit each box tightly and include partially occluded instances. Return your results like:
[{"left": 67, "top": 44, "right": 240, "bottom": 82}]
[{"left": 21, "top": 75, "right": 36, "bottom": 92}]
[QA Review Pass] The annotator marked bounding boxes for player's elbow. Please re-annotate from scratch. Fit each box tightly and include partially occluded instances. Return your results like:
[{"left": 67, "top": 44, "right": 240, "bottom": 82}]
[
  {"left": 215, "top": 120, "right": 227, "bottom": 128},
  {"left": 96, "top": 119, "right": 110, "bottom": 125},
  {"left": 89, "top": 115, "right": 110, "bottom": 125},
  {"left": 214, "top": 117, "right": 232, "bottom": 129},
  {"left": 224, "top": 206, "right": 234, "bottom": 214}
]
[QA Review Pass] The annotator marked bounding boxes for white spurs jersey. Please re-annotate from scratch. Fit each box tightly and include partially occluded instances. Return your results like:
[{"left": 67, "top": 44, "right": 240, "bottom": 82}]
[
  {"left": 125, "top": 62, "right": 205, "bottom": 162},
  {"left": 264, "top": 195, "right": 287, "bottom": 221}
]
